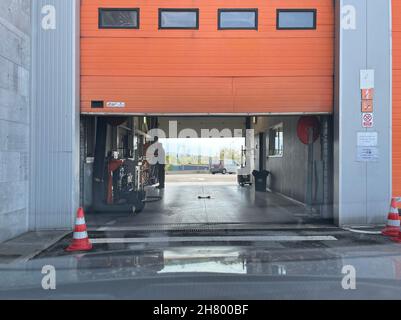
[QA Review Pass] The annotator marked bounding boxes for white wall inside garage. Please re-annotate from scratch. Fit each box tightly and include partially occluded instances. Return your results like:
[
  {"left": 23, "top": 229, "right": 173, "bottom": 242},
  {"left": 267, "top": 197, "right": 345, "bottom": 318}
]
[
  {"left": 0, "top": 0, "right": 31, "bottom": 242},
  {"left": 253, "top": 116, "right": 324, "bottom": 205}
]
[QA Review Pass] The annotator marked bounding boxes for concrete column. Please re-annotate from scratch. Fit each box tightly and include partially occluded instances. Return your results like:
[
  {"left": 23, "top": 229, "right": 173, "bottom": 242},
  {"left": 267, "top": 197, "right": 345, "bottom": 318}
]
[
  {"left": 334, "top": 0, "right": 392, "bottom": 226},
  {"left": 30, "top": 0, "right": 80, "bottom": 230}
]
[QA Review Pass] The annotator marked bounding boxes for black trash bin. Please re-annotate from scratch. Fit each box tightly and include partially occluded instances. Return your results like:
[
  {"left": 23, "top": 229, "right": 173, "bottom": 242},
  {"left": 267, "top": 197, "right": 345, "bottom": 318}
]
[{"left": 252, "top": 170, "right": 270, "bottom": 192}]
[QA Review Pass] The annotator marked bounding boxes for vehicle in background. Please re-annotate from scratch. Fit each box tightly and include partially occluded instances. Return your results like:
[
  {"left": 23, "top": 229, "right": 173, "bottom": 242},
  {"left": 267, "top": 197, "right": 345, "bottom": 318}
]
[{"left": 210, "top": 160, "right": 240, "bottom": 175}]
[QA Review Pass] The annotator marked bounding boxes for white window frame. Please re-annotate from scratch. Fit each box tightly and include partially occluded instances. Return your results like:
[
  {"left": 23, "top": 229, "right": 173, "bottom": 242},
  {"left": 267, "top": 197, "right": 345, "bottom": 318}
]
[{"left": 268, "top": 123, "right": 284, "bottom": 158}]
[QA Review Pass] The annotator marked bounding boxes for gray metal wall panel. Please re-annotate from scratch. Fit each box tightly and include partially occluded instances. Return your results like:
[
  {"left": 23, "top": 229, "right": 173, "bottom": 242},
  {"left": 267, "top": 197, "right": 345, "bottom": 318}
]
[
  {"left": 334, "top": 0, "right": 391, "bottom": 226},
  {"left": 333, "top": 1, "right": 341, "bottom": 225},
  {"left": 365, "top": 1, "right": 392, "bottom": 224},
  {"left": 30, "top": 0, "right": 80, "bottom": 229}
]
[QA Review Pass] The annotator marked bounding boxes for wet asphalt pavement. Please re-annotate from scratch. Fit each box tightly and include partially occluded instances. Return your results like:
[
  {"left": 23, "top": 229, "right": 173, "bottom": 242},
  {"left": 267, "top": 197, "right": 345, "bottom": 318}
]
[{"left": 1, "top": 226, "right": 401, "bottom": 299}]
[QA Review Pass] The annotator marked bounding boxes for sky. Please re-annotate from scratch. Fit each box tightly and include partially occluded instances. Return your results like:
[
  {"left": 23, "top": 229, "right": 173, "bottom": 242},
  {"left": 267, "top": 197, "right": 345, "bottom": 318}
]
[{"left": 160, "top": 138, "right": 245, "bottom": 157}]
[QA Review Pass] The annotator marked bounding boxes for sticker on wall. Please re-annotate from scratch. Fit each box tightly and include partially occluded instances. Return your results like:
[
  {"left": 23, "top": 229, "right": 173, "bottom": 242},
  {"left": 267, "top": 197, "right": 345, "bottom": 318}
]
[
  {"left": 360, "top": 70, "right": 375, "bottom": 89},
  {"left": 356, "top": 146, "right": 379, "bottom": 162},
  {"left": 341, "top": 5, "right": 356, "bottom": 30},
  {"left": 41, "top": 5, "right": 56, "bottom": 30},
  {"left": 106, "top": 102, "right": 126, "bottom": 108},
  {"left": 362, "top": 113, "right": 374, "bottom": 128}
]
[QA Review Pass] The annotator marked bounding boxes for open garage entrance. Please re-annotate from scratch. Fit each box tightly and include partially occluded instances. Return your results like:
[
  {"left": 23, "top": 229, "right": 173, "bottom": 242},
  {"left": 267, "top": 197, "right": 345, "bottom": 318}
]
[{"left": 80, "top": 115, "right": 333, "bottom": 230}]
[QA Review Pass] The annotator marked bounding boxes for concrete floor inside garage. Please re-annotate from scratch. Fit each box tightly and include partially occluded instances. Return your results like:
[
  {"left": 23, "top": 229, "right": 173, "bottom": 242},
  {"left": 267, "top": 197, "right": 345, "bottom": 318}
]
[{"left": 85, "top": 174, "right": 331, "bottom": 231}]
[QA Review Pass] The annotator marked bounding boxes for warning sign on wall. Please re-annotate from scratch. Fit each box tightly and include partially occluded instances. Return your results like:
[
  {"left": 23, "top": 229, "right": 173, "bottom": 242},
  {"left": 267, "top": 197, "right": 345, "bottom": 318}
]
[
  {"left": 357, "top": 132, "right": 378, "bottom": 147},
  {"left": 361, "top": 100, "right": 373, "bottom": 113},
  {"left": 362, "top": 113, "right": 374, "bottom": 128},
  {"left": 361, "top": 88, "right": 374, "bottom": 100}
]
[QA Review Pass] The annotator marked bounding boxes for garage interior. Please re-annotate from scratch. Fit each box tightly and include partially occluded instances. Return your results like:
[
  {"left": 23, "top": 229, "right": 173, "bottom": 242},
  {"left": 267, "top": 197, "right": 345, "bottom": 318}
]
[{"left": 80, "top": 115, "right": 333, "bottom": 230}]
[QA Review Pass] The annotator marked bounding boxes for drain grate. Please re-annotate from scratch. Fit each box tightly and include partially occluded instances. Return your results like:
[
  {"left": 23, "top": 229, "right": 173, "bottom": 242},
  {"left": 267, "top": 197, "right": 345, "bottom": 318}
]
[
  {"left": 93, "top": 223, "right": 338, "bottom": 233},
  {"left": 96, "top": 223, "right": 245, "bottom": 233},
  {"left": 132, "top": 228, "right": 215, "bottom": 233}
]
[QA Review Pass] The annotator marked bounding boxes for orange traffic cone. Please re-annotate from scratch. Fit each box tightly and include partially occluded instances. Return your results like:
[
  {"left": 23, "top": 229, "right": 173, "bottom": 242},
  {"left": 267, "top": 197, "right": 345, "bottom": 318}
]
[
  {"left": 392, "top": 227, "right": 401, "bottom": 243},
  {"left": 392, "top": 224, "right": 401, "bottom": 243},
  {"left": 382, "top": 199, "right": 400, "bottom": 237},
  {"left": 66, "top": 208, "right": 92, "bottom": 252}
]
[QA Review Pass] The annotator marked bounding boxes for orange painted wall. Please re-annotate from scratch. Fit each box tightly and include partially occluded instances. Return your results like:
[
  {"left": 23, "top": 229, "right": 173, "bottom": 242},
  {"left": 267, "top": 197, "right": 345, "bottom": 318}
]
[
  {"left": 393, "top": 0, "right": 401, "bottom": 196},
  {"left": 81, "top": 0, "right": 334, "bottom": 114}
]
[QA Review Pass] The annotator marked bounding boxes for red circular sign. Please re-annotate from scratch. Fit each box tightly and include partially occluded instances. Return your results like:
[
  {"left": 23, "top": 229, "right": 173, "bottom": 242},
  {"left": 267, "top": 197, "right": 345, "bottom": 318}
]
[
  {"left": 297, "top": 116, "right": 321, "bottom": 145},
  {"left": 363, "top": 114, "right": 372, "bottom": 121}
]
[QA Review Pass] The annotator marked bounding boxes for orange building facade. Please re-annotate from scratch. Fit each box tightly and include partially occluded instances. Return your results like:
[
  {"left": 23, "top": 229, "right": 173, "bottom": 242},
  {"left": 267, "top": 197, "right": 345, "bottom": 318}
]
[
  {"left": 80, "top": 0, "right": 334, "bottom": 115},
  {"left": 393, "top": 0, "right": 401, "bottom": 196}
]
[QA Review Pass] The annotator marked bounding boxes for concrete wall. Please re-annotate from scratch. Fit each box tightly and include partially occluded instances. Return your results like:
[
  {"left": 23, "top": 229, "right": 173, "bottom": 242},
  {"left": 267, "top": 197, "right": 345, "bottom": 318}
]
[
  {"left": 253, "top": 116, "right": 322, "bottom": 203},
  {"left": 0, "top": 0, "right": 31, "bottom": 242}
]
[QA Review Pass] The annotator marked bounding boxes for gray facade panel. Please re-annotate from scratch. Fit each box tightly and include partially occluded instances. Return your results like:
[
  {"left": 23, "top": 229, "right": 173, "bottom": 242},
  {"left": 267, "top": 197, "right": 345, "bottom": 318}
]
[
  {"left": 365, "top": 1, "right": 392, "bottom": 224},
  {"left": 30, "top": 0, "right": 80, "bottom": 230},
  {"left": 335, "top": 0, "right": 391, "bottom": 226}
]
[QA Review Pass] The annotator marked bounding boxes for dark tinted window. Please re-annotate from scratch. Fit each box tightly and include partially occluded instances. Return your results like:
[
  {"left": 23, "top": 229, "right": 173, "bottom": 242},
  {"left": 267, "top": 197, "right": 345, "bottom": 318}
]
[
  {"left": 277, "top": 9, "right": 316, "bottom": 29},
  {"left": 219, "top": 9, "right": 258, "bottom": 30},
  {"left": 159, "top": 9, "right": 199, "bottom": 29},
  {"left": 91, "top": 101, "right": 104, "bottom": 109},
  {"left": 99, "top": 8, "right": 139, "bottom": 29}
]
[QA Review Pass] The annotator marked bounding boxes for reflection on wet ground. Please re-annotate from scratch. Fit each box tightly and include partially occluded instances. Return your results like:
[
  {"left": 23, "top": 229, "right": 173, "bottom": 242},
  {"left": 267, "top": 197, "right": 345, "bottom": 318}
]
[
  {"left": 74, "top": 246, "right": 345, "bottom": 281},
  {"left": 26, "top": 227, "right": 401, "bottom": 283}
]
